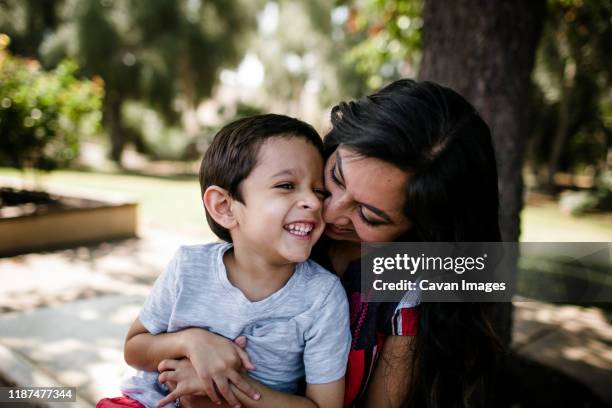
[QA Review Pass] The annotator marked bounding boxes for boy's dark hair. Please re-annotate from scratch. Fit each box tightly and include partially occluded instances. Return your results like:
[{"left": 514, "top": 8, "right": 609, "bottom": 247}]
[{"left": 199, "top": 114, "right": 323, "bottom": 242}]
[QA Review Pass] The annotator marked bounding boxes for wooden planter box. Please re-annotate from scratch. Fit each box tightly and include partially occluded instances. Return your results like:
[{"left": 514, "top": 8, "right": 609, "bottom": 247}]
[{"left": 0, "top": 187, "right": 137, "bottom": 256}]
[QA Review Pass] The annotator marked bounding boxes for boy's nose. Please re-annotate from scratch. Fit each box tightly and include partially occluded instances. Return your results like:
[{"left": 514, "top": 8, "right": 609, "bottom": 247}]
[{"left": 298, "top": 191, "right": 322, "bottom": 211}]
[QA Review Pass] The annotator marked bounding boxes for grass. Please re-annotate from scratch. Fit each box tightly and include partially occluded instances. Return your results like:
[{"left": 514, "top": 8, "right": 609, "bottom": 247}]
[
  {"left": 521, "top": 203, "right": 612, "bottom": 242},
  {"left": 0, "top": 167, "right": 207, "bottom": 235}
]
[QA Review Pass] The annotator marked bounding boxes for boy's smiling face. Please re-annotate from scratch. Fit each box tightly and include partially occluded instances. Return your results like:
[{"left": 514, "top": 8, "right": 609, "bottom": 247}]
[{"left": 230, "top": 136, "right": 326, "bottom": 265}]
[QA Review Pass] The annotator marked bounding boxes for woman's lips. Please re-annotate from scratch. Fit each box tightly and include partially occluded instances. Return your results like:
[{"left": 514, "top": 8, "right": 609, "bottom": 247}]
[{"left": 327, "top": 224, "right": 355, "bottom": 236}]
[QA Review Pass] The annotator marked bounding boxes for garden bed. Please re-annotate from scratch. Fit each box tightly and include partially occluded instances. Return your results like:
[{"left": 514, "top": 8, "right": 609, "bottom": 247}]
[{"left": 0, "top": 187, "right": 137, "bottom": 256}]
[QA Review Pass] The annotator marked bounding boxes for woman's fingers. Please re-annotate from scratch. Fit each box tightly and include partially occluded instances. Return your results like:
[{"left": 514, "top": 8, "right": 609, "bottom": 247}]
[
  {"left": 158, "top": 358, "right": 179, "bottom": 373},
  {"left": 232, "top": 344, "right": 255, "bottom": 371},
  {"left": 213, "top": 376, "right": 241, "bottom": 407},
  {"left": 228, "top": 372, "right": 261, "bottom": 401},
  {"left": 156, "top": 387, "right": 182, "bottom": 408},
  {"left": 201, "top": 379, "right": 222, "bottom": 406},
  {"left": 158, "top": 370, "right": 177, "bottom": 384},
  {"left": 233, "top": 335, "right": 247, "bottom": 348}
]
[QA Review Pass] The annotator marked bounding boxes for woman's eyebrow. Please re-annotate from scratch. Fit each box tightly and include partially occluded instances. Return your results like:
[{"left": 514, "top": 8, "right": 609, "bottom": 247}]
[{"left": 336, "top": 150, "right": 393, "bottom": 223}]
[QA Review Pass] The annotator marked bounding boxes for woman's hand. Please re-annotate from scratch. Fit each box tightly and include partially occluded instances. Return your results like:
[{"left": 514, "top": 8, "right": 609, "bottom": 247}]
[
  {"left": 165, "top": 330, "right": 260, "bottom": 406},
  {"left": 161, "top": 372, "right": 220, "bottom": 408},
  {"left": 157, "top": 357, "right": 257, "bottom": 407},
  {"left": 157, "top": 358, "right": 209, "bottom": 407}
]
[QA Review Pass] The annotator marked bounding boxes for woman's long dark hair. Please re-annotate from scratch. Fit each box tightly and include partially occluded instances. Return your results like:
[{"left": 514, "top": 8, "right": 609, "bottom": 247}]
[{"left": 325, "top": 79, "right": 505, "bottom": 407}]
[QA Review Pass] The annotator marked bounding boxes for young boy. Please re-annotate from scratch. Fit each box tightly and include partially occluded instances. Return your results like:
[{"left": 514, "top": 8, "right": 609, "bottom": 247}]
[{"left": 117, "top": 114, "right": 350, "bottom": 408}]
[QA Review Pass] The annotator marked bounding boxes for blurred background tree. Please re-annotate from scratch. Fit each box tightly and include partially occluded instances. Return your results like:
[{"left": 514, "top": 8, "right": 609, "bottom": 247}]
[
  {"left": 1, "top": 0, "right": 256, "bottom": 164},
  {"left": 340, "top": 0, "right": 422, "bottom": 90},
  {"left": 0, "top": 0, "right": 609, "bottom": 206},
  {"left": 0, "top": 36, "right": 103, "bottom": 172},
  {"left": 529, "top": 0, "right": 612, "bottom": 192},
  {"left": 339, "top": 0, "right": 611, "bottom": 218}
]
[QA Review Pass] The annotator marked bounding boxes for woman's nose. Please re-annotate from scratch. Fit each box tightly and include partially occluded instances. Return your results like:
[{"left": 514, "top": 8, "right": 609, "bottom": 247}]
[{"left": 323, "top": 190, "right": 350, "bottom": 224}]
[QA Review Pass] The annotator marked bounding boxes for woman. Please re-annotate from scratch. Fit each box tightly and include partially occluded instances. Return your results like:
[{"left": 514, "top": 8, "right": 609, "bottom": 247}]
[{"left": 112, "top": 79, "right": 504, "bottom": 408}]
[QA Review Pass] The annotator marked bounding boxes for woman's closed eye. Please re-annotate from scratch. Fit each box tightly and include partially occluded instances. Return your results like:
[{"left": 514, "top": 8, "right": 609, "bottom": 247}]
[{"left": 358, "top": 206, "right": 386, "bottom": 226}]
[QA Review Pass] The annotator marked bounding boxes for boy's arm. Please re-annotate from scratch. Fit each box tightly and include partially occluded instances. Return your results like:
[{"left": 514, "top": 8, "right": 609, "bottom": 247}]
[
  {"left": 124, "top": 318, "right": 259, "bottom": 406},
  {"left": 123, "top": 318, "right": 191, "bottom": 371},
  {"left": 305, "top": 379, "right": 345, "bottom": 408}
]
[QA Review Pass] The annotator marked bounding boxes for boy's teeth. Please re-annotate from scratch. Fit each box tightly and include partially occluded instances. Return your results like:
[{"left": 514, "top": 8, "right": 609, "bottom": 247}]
[{"left": 286, "top": 222, "right": 314, "bottom": 234}]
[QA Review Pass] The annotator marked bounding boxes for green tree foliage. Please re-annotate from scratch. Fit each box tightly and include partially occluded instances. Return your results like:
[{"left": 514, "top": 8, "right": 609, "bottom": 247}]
[
  {"left": 339, "top": 0, "right": 421, "bottom": 91},
  {"left": 0, "top": 36, "right": 103, "bottom": 171},
  {"left": 253, "top": 1, "right": 368, "bottom": 112},
  {"left": 342, "top": 0, "right": 610, "bottom": 190},
  {"left": 2, "top": 0, "right": 256, "bottom": 164},
  {"left": 0, "top": 0, "right": 59, "bottom": 59},
  {"left": 529, "top": 0, "right": 612, "bottom": 189}
]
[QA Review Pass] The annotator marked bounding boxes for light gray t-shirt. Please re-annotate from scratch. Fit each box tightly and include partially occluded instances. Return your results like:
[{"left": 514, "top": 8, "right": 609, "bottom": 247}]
[{"left": 122, "top": 242, "right": 351, "bottom": 408}]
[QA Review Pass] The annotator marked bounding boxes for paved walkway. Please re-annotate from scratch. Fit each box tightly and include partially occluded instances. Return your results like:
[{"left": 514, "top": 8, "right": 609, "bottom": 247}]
[{"left": 0, "top": 229, "right": 611, "bottom": 407}]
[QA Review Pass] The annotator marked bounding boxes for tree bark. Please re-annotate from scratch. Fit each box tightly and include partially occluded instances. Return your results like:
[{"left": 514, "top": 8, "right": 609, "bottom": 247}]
[
  {"left": 419, "top": 0, "right": 546, "bottom": 348},
  {"left": 419, "top": 0, "right": 546, "bottom": 242},
  {"left": 103, "top": 91, "right": 125, "bottom": 165}
]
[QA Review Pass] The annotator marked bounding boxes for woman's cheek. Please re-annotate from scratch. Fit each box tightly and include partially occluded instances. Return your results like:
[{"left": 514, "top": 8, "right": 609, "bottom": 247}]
[
  {"left": 354, "top": 225, "right": 377, "bottom": 243},
  {"left": 355, "top": 224, "right": 399, "bottom": 243}
]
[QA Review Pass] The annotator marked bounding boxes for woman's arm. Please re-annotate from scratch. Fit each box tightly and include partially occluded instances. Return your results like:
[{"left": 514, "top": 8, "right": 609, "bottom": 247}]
[
  {"left": 363, "top": 336, "right": 415, "bottom": 408},
  {"left": 124, "top": 318, "right": 259, "bottom": 406}
]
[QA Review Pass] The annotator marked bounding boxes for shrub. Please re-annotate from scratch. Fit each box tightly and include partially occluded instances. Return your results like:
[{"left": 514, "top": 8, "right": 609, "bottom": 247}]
[{"left": 0, "top": 35, "right": 103, "bottom": 171}]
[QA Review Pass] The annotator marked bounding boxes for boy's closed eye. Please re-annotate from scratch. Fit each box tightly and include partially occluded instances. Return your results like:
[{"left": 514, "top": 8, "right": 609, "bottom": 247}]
[
  {"left": 274, "top": 183, "right": 328, "bottom": 199},
  {"left": 274, "top": 182, "right": 295, "bottom": 190}
]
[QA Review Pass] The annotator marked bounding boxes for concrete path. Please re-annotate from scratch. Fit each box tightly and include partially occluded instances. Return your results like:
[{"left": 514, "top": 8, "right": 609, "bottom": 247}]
[{"left": 0, "top": 230, "right": 611, "bottom": 407}]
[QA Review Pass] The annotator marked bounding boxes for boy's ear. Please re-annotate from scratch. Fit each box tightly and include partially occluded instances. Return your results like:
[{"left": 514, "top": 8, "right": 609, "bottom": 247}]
[{"left": 203, "top": 186, "right": 237, "bottom": 229}]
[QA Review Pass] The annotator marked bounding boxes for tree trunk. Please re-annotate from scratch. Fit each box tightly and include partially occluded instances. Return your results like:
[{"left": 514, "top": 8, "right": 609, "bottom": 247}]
[
  {"left": 546, "top": 82, "right": 572, "bottom": 191},
  {"left": 419, "top": 0, "right": 546, "bottom": 347},
  {"left": 419, "top": 0, "right": 545, "bottom": 242},
  {"left": 103, "top": 91, "right": 125, "bottom": 165}
]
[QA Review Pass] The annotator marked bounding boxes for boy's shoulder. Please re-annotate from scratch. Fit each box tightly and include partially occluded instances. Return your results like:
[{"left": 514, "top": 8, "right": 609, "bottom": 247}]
[
  {"left": 175, "top": 241, "right": 229, "bottom": 259},
  {"left": 294, "top": 259, "right": 344, "bottom": 298},
  {"left": 171, "top": 241, "right": 230, "bottom": 274}
]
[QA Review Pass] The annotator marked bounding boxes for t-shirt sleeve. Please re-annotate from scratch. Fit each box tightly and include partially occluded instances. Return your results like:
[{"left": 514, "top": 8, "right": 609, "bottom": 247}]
[
  {"left": 138, "top": 248, "right": 181, "bottom": 335},
  {"left": 384, "top": 290, "right": 420, "bottom": 336},
  {"left": 303, "top": 279, "right": 351, "bottom": 385}
]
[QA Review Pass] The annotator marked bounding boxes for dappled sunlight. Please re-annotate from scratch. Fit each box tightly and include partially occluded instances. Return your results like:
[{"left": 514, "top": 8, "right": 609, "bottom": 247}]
[
  {"left": 86, "top": 360, "right": 130, "bottom": 400},
  {"left": 562, "top": 340, "right": 612, "bottom": 371},
  {"left": 0, "top": 294, "right": 145, "bottom": 401},
  {"left": 514, "top": 299, "right": 612, "bottom": 402},
  {"left": 109, "top": 305, "right": 141, "bottom": 325}
]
